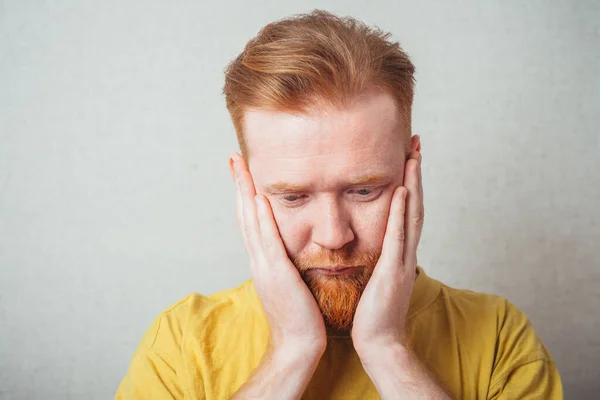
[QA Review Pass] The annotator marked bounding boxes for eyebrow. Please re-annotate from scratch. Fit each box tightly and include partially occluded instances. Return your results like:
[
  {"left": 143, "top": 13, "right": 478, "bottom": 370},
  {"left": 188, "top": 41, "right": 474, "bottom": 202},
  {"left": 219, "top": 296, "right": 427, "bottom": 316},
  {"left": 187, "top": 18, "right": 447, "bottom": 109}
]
[
  {"left": 347, "top": 173, "right": 387, "bottom": 186},
  {"left": 266, "top": 173, "right": 388, "bottom": 192},
  {"left": 267, "top": 182, "right": 308, "bottom": 192}
]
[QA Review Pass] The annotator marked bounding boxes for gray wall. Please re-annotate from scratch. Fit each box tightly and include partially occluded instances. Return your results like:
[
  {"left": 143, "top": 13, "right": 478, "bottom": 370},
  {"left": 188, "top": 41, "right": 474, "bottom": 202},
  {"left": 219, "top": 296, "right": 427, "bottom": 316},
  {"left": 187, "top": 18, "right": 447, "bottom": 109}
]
[{"left": 1, "top": 1, "right": 598, "bottom": 398}]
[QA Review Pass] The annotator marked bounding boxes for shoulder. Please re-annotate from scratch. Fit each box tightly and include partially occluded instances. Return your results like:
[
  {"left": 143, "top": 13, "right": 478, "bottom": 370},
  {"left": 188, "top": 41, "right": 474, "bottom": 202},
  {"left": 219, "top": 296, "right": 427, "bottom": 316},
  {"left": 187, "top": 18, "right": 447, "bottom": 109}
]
[
  {"left": 439, "top": 284, "right": 544, "bottom": 353},
  {"left": 414, "top": 268, "right": 553, "bottom": 365},
  {"left": 128, "top": 280, "right": 257, "bottom": 359},
  {"left": 448, "top": 286, "right": 515, "bottom": 321},
  {"left": 146, "top": 279, "right": 256, "bottom": 349},
  {"left": 436, "top": 283, "right": 546, "bottom": 356},
  {"left": 413, "top": 267, "right": 520, "bottom": 327},
  {"left": 116, "top": 280, "right": 258, "bottom": 397},
  {"left": 434, "top": 283, "right": 561, "bottom": 395}
]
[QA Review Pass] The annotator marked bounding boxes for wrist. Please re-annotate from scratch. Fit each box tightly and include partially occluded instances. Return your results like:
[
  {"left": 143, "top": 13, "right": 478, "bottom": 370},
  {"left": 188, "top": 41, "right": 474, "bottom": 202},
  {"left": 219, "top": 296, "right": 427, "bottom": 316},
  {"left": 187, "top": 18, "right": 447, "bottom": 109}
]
[
  {"left": 354, "top": 330, "right": 409, "bottom": 364},
  {"left": 232, "top": 337, "right": 325, "bottom": 400},
  {"left": 357, "top": 340, "right": 411, "bottom": 371},
  {"left": 358, "top": 344, "right": 452, "bottom": 400},
  {"left": 270, "top": 329, "right": 327, "bottom": 358},
  {"left": 271, "top": 337, "right": 326, "bottom": 366}
]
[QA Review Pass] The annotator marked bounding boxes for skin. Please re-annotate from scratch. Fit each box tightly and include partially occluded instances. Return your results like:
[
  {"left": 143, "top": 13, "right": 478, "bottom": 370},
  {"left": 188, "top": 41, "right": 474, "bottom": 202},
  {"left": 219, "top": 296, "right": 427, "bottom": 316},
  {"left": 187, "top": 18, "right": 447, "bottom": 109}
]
[{"left": 230, "top": 91, "right": 450, "bottom": 399}]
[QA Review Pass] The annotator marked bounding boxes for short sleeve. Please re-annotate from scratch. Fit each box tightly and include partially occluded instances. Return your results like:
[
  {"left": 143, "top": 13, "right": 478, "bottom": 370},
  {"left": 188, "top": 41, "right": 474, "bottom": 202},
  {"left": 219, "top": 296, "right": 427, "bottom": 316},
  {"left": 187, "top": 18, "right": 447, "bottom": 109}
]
[
  {"left": 488, "top": 357, "right": 562, "bottom": 399},
  {"left": 115, "top": 308, "right": 188, "bottom": 399},
  {"left": 487, "top": 300, "right": 563, "bottom": 399}
]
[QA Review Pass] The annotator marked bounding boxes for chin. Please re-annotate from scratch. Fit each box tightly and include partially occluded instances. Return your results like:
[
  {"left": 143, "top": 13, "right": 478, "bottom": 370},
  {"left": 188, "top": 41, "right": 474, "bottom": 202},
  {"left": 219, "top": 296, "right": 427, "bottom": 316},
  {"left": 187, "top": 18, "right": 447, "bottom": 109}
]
[{"left": 301, "top": 265, "right": 373, "bottom": 332}]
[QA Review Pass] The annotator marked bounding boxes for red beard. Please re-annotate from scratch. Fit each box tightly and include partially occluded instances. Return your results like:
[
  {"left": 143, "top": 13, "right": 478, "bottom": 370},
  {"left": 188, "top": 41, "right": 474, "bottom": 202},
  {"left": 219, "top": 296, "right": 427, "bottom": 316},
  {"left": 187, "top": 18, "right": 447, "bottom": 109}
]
[{"left": 292, "top": 247, "right": 380, "bottom": 332}]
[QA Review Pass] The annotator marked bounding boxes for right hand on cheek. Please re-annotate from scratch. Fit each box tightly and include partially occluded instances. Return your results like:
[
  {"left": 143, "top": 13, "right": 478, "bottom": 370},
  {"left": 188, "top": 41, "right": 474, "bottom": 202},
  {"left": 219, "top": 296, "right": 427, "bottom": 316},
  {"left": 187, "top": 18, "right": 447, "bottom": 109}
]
[{"left": 231, "top": 153, "right": 327, "bottom": 356}]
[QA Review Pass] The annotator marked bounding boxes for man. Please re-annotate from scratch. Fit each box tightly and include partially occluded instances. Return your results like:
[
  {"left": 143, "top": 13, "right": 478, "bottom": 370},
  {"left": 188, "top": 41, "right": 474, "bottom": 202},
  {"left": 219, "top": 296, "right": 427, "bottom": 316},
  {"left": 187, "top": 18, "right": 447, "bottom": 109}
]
[{"left": 116, "top": 10, "right": 562, "bottom": 399}]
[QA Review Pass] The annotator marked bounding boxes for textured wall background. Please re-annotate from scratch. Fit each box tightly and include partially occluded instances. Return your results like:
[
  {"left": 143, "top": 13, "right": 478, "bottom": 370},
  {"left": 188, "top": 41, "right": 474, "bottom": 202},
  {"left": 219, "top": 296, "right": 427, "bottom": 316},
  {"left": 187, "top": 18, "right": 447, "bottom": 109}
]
[{"left": 1, "top": 0, "right": 598, "bottom": 398}]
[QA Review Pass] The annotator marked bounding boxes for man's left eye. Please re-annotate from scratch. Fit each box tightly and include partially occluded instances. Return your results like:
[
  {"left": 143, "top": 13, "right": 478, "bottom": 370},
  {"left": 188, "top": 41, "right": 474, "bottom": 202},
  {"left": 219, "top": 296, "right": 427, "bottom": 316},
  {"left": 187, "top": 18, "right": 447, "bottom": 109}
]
[
  {"left": 355, "top": 188, "right": 373, "bottom": 195},
  {"left": 349, "top": 188, "right": 381, "bottom": 199}
]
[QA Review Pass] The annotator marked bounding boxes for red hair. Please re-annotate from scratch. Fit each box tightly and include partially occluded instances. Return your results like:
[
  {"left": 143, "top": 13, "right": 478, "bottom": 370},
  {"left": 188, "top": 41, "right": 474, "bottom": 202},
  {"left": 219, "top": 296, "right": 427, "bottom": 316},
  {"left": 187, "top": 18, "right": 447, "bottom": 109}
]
[{"left": 223, "top": 10, "right": 416, "bottom": 156}]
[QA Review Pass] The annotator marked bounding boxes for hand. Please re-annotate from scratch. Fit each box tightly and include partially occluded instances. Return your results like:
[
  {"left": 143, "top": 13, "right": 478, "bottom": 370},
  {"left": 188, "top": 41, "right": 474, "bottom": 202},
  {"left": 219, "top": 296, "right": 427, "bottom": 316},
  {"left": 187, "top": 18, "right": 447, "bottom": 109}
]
[
  {"left": 231, "top": 153, "right": 327, "bottom": 355},
  {"left": 351, "top": 148, "right": 423, "bottom": 357}
]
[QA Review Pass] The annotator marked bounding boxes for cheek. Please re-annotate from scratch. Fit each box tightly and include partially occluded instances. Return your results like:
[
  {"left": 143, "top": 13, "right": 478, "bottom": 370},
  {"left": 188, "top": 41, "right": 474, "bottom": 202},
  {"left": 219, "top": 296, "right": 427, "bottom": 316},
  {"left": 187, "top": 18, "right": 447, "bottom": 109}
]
[
  {"left": 269, "top": 204, "right": 311, "bottom": 256},
  {"left": 351, "top": 200, "right": 392, "bottom": 249}
]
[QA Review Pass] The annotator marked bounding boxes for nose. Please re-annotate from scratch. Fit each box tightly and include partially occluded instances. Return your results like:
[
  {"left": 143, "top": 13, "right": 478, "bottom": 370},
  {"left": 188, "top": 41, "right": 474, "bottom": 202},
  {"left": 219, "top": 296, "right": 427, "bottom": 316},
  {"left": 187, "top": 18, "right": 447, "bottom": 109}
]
[{"left": 311, "top": 197, "right": 355, "bottom": 250}]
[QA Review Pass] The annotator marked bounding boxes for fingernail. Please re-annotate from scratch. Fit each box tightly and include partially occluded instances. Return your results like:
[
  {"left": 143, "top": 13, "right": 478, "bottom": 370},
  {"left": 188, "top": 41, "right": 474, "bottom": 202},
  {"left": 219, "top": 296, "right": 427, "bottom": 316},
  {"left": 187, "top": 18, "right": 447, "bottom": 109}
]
[{"left": 416, "top": 143, "right": 421, "bottom": 152}]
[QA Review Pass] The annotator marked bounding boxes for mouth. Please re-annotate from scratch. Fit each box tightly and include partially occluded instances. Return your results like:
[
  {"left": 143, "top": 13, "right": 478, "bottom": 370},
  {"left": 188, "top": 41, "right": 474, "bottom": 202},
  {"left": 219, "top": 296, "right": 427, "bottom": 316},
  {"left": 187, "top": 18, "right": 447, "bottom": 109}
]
[{"left": 306, "top": 265, "right": 360, "bottom": 276}]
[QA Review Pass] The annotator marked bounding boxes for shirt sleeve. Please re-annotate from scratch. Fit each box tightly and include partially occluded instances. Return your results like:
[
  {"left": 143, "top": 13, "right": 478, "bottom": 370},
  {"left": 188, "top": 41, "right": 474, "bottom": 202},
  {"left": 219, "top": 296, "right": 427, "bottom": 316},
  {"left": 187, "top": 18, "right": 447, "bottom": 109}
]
[
  {"left": 487, "top": 357, "right": 563, "bottom": 399},
  {"left": 487, "top": 299, "right": 563, "bottom": 399},
  {"left": 115, "top": 310, "right": 187, "bottom": 399}
]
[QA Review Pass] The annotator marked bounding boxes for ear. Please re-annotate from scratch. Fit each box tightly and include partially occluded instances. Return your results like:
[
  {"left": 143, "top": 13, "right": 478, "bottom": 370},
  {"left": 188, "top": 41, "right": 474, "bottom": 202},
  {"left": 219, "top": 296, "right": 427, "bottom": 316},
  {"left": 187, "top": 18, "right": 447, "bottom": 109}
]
[{"left": 410, "top": 134, "right": 421, "bottom": 152}]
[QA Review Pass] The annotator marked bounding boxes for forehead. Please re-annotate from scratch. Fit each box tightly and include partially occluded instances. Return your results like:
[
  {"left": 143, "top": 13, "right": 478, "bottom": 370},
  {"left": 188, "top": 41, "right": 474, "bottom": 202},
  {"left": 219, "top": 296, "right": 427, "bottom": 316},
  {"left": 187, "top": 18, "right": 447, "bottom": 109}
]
[{"left": 244, "top": 91, "right": 406, "bottom": 189}]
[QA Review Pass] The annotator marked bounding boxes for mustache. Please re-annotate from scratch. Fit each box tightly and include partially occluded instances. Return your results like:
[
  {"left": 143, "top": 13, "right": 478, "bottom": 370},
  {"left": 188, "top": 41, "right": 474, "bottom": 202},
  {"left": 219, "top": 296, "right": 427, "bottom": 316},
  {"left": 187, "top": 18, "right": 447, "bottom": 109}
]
[{"left": 291, "top": 247, "right": 381, "bottom": 271}]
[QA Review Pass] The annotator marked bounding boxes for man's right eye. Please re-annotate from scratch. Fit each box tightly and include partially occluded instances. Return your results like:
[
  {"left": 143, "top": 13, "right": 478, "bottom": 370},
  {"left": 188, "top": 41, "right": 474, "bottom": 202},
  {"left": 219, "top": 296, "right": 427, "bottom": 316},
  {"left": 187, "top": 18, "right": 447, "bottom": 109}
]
[
  {"left": 283, "top": 194, "right": 302, "bottom": 202},
  {"left": 277, "top": 193, "right": 309, "bottom": 207}
]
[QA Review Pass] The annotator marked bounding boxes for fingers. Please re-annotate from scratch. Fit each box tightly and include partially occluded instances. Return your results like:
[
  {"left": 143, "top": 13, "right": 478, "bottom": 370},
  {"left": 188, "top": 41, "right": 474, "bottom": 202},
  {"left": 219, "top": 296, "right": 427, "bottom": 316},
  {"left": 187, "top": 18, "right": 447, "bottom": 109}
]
[
  {"left": 232, "top": 156, "right": 299, "bottom": 288},
  {"left": 255, "top": 194, "right": 288, "bottom": 263},
  {"left": 232, "top": 153, "right": 262, "bottom": 263},
  {"left": 379, "top": 186, "right": 408, "bottom": 273},
  {"left": 377, "top": 148, "right": 423, "bottom": 277},
  {"left": 403, "top": 150, "right": 424, "bottom": 266}
]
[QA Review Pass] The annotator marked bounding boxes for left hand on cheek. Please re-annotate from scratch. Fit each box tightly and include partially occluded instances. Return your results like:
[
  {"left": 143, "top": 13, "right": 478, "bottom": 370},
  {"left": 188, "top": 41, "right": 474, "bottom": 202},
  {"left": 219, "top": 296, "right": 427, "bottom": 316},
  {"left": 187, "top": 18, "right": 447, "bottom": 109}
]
[{"left": 351, "top": 149, "right": 424, "bottom": 356}]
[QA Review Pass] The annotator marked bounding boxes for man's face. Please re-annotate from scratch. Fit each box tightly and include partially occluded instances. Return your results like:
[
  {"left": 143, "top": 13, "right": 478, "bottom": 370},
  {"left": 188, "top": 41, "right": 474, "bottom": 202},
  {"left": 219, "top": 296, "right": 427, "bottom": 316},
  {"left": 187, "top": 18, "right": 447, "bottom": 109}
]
[{"left": 243, "top": 91, "right": 408, "bottom": 331}]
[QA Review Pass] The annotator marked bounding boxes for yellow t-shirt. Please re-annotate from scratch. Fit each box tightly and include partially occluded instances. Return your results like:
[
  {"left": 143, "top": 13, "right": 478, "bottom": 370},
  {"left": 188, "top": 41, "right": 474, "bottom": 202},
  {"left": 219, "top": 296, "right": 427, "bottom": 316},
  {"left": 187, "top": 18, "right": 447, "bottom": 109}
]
[{"left": 116, "top": 267, "right": 563, "bottom": 399}]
